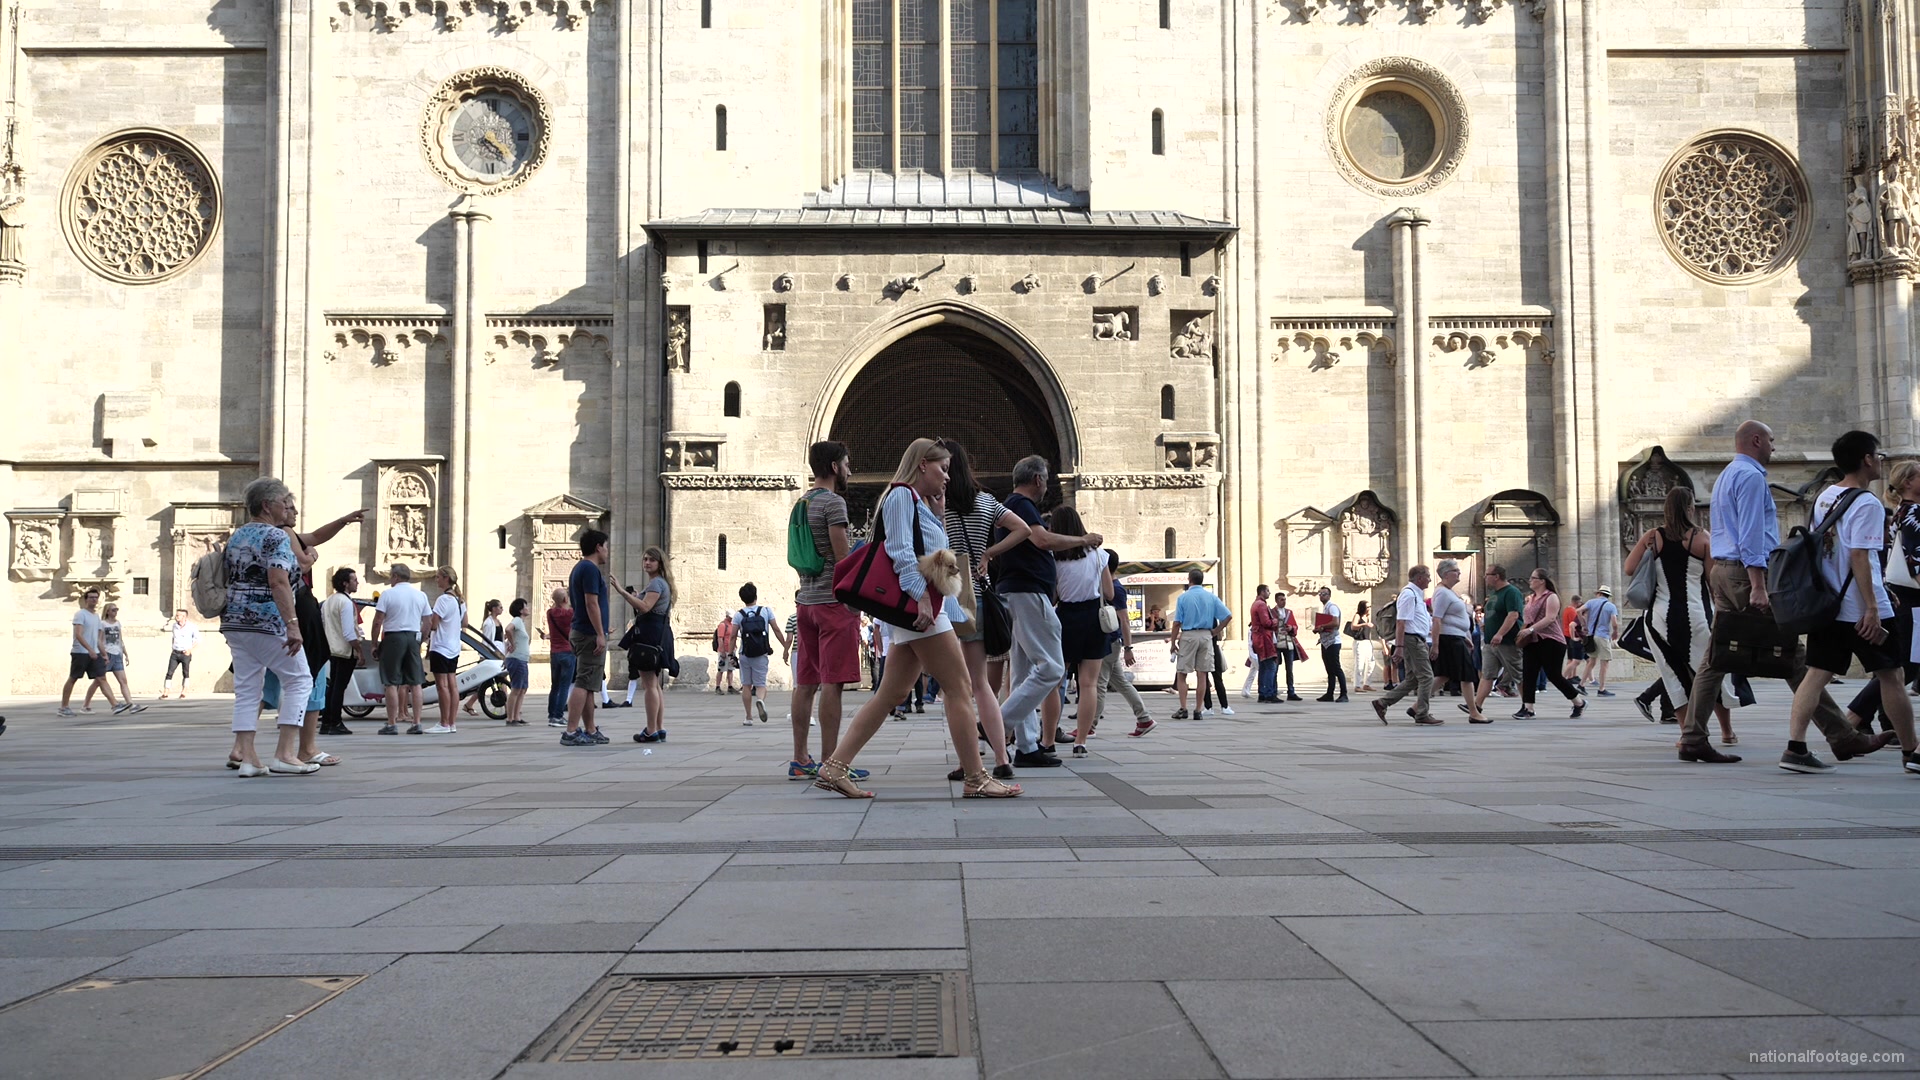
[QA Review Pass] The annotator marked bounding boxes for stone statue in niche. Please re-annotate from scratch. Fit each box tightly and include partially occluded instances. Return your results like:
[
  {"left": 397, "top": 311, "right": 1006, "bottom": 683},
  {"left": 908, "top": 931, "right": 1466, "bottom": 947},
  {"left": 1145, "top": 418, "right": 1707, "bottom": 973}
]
[
  {"left": 1340, "top": 493, "right": 1392, "bottom": 589},
  {"left": 1881, "top": 166, "right": 1913, "bottom": 255},
  {"left": 1171, "top": 316, "right": 1213, "bottom": 360},
  {"left": 1848, "top": 181, "right": 1875, "bottom": 262},
  {"left": 665, "top": 308, "right": 691, "bottom": 372},
  {"left": 763, "top": 305, "right": 787, "bottom": 351},
  {"left": 1093, "top": 310, "right": 1132, "bottom": 341},
  {"left": 388, "top": 506, "right": 428, "bottom": 555}
]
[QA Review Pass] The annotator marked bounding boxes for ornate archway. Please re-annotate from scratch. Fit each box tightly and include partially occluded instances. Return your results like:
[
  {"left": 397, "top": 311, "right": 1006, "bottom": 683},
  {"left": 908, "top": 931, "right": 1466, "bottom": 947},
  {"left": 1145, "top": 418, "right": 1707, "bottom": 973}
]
[{"left": 821, "top": 306, "right": 1073, "bottom": 526}]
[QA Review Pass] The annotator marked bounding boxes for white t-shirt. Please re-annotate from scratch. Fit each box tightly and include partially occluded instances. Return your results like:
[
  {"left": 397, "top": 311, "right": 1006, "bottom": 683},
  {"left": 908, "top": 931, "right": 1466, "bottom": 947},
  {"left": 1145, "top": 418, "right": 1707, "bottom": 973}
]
[
  {"left": 71, "top": 608, "right": 102, "bottom": 654},
  {"left": 374, "top": 583, "right": 431, "bottom": 638},
  {"left": 429, "top": 594, "right": 466, "bottom": 658},
  {"left": 1054, "top": 553, "right": 1104, "bottom": 603},
  {"left": 1317, "top": 602, "right": 1342, "bottom": 648},
  {"left": 1431, "top": 587, "right": 1472, "bottom": 637},
  {"left": 166, "top": 620, "right": 200, "bottom": 652},
  {"left": 1814, "top": 484, "right": 1893, "bottom": 623},
  {"left": 1395, "top": 582, "right": 1432, "bottom": 638}
]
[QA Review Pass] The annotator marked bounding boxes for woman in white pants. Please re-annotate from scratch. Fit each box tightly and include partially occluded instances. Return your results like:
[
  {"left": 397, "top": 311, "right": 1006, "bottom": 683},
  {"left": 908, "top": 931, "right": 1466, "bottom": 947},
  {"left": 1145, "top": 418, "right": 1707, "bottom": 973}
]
[{"left": 221, "top": 477, "right": 317, "bottom": 776}]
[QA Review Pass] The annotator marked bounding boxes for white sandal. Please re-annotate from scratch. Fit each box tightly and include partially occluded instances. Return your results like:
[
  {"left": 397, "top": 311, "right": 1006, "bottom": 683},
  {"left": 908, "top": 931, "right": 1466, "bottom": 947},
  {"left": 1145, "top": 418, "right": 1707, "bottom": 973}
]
[{"left": 304, "top": 751, "right": 341, "bottom": 766}]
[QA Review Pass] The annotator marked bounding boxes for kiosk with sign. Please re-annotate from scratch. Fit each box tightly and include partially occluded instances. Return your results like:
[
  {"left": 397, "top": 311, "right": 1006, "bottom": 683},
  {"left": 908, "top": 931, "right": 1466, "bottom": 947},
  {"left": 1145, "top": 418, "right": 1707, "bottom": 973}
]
[{"left": 1115, "top": 558, "right": 1219, "bottom": 689}]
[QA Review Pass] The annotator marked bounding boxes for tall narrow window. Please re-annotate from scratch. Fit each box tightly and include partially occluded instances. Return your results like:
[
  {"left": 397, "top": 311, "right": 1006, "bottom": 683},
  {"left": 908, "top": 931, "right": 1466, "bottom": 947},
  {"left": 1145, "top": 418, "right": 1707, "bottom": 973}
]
[
  {"left": 715, "top": 105, "right": 728, "bottom": 151},
  {"left": 718, "top": 534, "right": 728, "bottom": 570},
  {"left": 697, "top": 240, "right": 709, "bottom": 273},
  {"left": 996, "top": 0, "right": 1039, "bottom": 169},
  {"left": 1160, "top": 384, "right": 1175, "bottom": 420},
  {"left": 723, "top": 381, "right": 741, "bottom": 417},
  {"left": 1159, "top": 0, "right": 1170, "bottom": 29},
  {"left": 852, "top": 0, "right": 892, "bottom": 170},
  {"left": 899, "top": 0, "right": 940, "bottom": 171},
  {"left": 702, "top": 0, "right": 712, "bottom": 27},
  {"left": 1164, "top": 528, "right": 1177, "bottom": 559},
  {"left": 1179, "top": 242, "right": 1192, "bottom": 277},
  {"left": 950, "top": 0, "right": 989, "bottom": 170},
  {"left": 1151, "top": 109, "right": 1165, "bottom": 156}
]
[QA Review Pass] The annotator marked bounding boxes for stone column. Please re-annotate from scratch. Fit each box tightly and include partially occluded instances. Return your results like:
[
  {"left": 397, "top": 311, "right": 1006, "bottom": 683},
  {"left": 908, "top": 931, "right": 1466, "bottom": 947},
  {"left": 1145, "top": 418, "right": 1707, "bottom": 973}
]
[
  {"left": 448, "top": 204, "right": 488, "bottom": 584},
  {"left": 1388, "top": 207, "right": 1428, "bottom": 575},
  {"left": 264, "top": 0, "right": 320, "bottom": 488}
]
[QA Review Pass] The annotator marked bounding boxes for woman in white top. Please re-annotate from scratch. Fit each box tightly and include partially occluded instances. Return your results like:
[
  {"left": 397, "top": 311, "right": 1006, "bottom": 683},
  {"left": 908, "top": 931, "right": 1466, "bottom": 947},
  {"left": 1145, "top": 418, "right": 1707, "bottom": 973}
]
[
  {"left": 503, "top": 597, "right": 533, "bottom": 725},
  {"left": 814, "top": 438, "right": 1020, "bottom": 799},
  {"left": 426, "top": 566, "right": 467, "bottom": 733},
  {"left": 937, "top": 438, "right": 1032, "bottom": 782},
  {"left": 1430, "top": 560, "right": 1482, "bottom": 721},
  {"left": 1044, "top": 505, "right": 1115, "bottom": 758},
  {"left": 467, "top": 599, "right": 504, "bottom": 716},
  {"left": 84, "top": 603, "right": 142, "bottom": 714}
]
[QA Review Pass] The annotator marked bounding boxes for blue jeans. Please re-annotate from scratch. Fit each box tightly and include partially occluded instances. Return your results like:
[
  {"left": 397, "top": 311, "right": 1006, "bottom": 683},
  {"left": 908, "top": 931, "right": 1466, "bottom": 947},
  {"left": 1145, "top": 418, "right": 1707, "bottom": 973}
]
[
  {"left": 1257, "top": 655, "right": 1279, "bottom": 700},
  {"left": 548, "top": 652, "right": 576, "bottom": 720}
]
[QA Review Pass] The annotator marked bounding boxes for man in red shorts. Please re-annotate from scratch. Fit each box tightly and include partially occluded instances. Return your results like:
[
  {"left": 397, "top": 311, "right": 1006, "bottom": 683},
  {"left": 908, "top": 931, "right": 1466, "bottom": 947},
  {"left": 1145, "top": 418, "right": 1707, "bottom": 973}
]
[{"left": 787, "top": 441, "right": 860, "bottom": 780}]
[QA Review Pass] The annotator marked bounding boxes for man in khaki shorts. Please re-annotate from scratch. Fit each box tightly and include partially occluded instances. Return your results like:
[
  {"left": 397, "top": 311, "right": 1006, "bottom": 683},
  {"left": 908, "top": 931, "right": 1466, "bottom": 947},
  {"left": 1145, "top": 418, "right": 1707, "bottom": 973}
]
[{"left": 1170, "top": 569, "right": 1232, "bottom": 720}]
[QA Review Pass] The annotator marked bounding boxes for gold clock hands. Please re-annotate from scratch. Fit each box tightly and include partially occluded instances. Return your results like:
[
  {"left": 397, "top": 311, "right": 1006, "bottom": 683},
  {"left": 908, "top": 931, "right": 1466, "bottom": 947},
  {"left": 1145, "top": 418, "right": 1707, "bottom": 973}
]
[{"left": 482, "top": 130, "right": 513, "bottom": 160}]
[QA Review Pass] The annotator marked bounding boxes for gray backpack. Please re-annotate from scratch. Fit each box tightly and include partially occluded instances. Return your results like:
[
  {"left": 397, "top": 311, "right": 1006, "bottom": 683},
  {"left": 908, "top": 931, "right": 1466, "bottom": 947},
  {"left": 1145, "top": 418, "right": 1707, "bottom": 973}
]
[{"left": 1767, "top": 488, "right": 1871, "bottom": 635}]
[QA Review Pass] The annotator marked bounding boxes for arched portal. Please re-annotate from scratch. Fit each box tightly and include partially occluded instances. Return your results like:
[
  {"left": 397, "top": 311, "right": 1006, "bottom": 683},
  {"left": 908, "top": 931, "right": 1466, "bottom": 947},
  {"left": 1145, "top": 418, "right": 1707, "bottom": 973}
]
[{"left": 828, "top": 323, "right": 1065, "bottom": 525}]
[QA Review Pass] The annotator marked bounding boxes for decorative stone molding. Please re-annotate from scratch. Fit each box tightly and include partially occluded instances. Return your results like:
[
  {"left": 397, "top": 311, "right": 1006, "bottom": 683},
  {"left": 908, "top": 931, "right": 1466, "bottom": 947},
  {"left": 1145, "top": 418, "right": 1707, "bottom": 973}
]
[
  {"left": 1339, "top": 490, "right": 1396, "bottom": 589},
  {"left": 885, "top": 274, "right": 924, "bottom": 298},
  {"left": 166, "top": 502, "right": 240, "bottom": 612},
  {"left": 374, "top": 460, "right": 439, "bottom": 576},
  {"left": 7, "top": 510, "right": 62, "bottom": 582},
  {"left": 1618, "top": 445, "right": 1696, "bottom": 552},
  {"left": 522, "top": 493, "right": 605, "bottom": 651},
  {"left": 1170, "top": 311, "right": 1215, "bottom": 360},
  {"left": 1270, "top": 317, "right": 1396, "bottom": 370},
  {"left": 1014, "top": 273, "right": 1043, "bottom": 294},
  {"left": 1280, "top": 0, "right": 1540, "bottom": 22},
  {"left": 1656, "top": 131, "right": 1809, "bottom": 284},
  {"left": 420, "top": 68, "right": 551, "bottom": 196},
  {"left": 1092, "top": 308, "right": 1136, "bottom": 341},
  {"left": 322, "top": 315, "right": 452, "bottom": 366},
  {"left": 772, "top": 272, "right": 795, "bottom": 292},
  {"left": 1276, "top": 507, "right": 1336, "bottom": 596},
  {"left": 1069, "top": 472, "right": 1212, "bottom": 491},
  {"left": 1147, "top": 272, "right": 1167, "bottom": 296},
  {"left": 1326, "top": 57, "right": 1470, "bottom": 198},
  {"left": 481, "top": 317, "right": 610, "bottom": 367},
  {"left": 662, "top": 432, "right": 726, "bottom": 472},
  {"left": 64, "top": 488, "right": 127, "bottom": 600},
  {"left": 60, "top": 129, "right": 220, "bottom": 285},
  {"left": 659, "top": 473, "right": 801, "bottom": 491},
  {"left": 333, "top": 0, "right": 597, "bottom": 32},
  {"left": 1158, "top": 432, "right": 1221, "bottom": 472},
  {"left": 1427, "top": 317, "right": 1552, "bottom": 368}
]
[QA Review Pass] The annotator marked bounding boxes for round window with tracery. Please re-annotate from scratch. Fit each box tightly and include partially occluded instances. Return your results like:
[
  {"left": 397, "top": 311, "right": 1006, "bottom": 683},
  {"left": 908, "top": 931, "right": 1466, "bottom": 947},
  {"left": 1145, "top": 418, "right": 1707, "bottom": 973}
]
[
  {"left": 1656, "top": 132, "right": 1809, "bottom": 284},
  {"left": 62, "top": 130, "right": 220, "bottom": 285}
]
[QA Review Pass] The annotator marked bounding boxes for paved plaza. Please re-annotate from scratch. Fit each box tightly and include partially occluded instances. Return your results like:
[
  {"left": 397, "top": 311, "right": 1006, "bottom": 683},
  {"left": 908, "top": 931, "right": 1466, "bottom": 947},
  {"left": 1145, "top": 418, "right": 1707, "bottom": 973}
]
[{"left": 0, "top": 684, "right": 1917, "bottom": 1079}]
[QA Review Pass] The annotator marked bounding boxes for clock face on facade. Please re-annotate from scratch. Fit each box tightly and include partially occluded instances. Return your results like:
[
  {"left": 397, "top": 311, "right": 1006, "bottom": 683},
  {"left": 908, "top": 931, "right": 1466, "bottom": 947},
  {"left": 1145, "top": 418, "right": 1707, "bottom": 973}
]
[
  {"left": 422, "top": 69, "right": 549, "bottom": 194},
  {"left": 450, "top": 92, "right": 535, "bottom": 178}
]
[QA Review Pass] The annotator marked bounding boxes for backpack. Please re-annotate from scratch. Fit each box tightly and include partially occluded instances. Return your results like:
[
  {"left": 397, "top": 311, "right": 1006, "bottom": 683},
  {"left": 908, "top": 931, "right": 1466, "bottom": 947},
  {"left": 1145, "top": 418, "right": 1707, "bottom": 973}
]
[
  {"left": 189, "top": 539, "right": 230, "bottom": 618},
  {"left": 738, "top": 606, "right": 772, "bottom": 657},
  {"left": 1768, "top": 487, "right": 1871, "bottom": 634},
  {"left": 787, "top": 492, "right": 827, "bottom": 577}
]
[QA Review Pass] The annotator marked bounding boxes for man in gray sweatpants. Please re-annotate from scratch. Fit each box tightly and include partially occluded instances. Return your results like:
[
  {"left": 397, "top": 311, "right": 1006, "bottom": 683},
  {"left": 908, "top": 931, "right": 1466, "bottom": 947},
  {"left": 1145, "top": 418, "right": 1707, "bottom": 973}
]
[{"left": 993, "top": 456, "right": 1103, "bottom": 769}]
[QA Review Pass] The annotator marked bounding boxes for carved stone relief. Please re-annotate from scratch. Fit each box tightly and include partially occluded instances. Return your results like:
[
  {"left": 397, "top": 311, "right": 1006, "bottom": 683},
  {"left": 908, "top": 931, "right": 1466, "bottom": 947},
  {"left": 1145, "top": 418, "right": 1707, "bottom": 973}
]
[
  {"left": 1093, "top": 308, "right": 1137, "bottom": 341},
  {"left": 62, "top": 488, "right": 126, "bottom": 600},
  {"left": 659, "top": 473, "right": 801, "bottom": 491},
  {"left": 763, "top": 304, "right": 787, "bottom": 351},
  {"left": 772, "top": 273, "right": 794, "bottom": 292},
  {"left": 662, "top": 432, "right": 725, "bottom": 472},
  {"left": 479, "top": 319, "right": 609, "bottom": 367},
  {"left": 1657, "top": 132, "right": 1809, "bottom": 283},
  {"left": 522, "top": 493, "right": 606, "bottom": 653},
  {"left": 1070, "top": 472, "right": 1211, "bottom": 491},
  {"left": 1280, "top": 0, "right": 1540, "bottom": 20},
  {"left": 885, "top": 274, "right": 924, "bottom": 298},
  {"left": 61, "top": 131, "right": 219, "bottom": 285},
  {"left": 957, "top": 274, "right": 979, "bottom": 294},
  {"left": 1014, "top": 273, "right": 1043, "bottom": 293},
  {"left": 1429, "top": 319, "right": 1551, "bottom": 368},
  {"left": 1159, "top": 432, "right": 1221, "bottom": 472},
  {"left": 1339, "top": 491, "right": 1396, "bottom": 589},
  {"left": 1170, "top": 311, "right": 1215, "bottom": 360},
  {"left": 1271, "top": 318, "right": 1396, "bottom": 370},
  {"left": 1277, "top": 507, "right": 1336, "bottom": 596},
  {"left": 1618, "top": 445, "right": 1697, "bottom": 551},
  {"left": 1147, "top": 272, "right": 1167, "bottom": 295},
  {"left": 665, "top": 306, "right": 691, "bottom": 373},
  {"left": 333, "top": 0, "right": 598, "bottom": 32},
  {"left": 375, "top": 462, "right": 437, "bottom": 574},
  {"left": 7, "top": 512, "right": 61, "bottom": 581}
]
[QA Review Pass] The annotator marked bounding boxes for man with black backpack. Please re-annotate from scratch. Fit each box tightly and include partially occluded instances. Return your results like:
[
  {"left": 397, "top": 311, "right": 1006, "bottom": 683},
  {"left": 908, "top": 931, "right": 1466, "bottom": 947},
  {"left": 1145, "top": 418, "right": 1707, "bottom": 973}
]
[
  {"left": 732, "top": 583, "right": 790, "bottom": 728},
  {"left": 1779, "top": 431, "right": 1919, "bottom": 775},
  {"left": 1682, "top": 421, "right": 1895, "bottom": 765}
]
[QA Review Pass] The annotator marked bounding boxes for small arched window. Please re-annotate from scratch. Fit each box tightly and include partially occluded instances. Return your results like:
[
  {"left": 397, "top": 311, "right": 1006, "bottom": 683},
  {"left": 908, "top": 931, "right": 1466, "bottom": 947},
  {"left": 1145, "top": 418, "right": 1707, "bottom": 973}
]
[
  {"left": 1159, "top": 0, "right": 1171, "bottom": 29},
  {"left": 1164, "top": 528, "right": 1177, "bottom": 559},
  {"left": 716, "top": 105, "right": 728, "bottom": 152},
  {"left": 1151, "top": 110, "right": 1165, "bottom": 156},
  {"left": 723, "top": 381, "right": 741, "bottom": 417},
  {"left": 701, "top": 0, "right": 713, "bottom": 28},
  {"left": 1160, "top": 384, "right": 1175, "bottom": 420},
  {"left": 717, "top": 534, "right": 728, "bottom": 570}
]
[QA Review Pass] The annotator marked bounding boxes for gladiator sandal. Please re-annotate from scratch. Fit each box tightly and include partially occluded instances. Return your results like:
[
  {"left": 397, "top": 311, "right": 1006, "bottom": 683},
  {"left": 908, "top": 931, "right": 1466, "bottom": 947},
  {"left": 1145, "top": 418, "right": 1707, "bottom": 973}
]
[
  {"left": 963, "top": 768, "right": 1022, "bottom": 799},
  {"left": 812, "top": 758, "right": 874, "bottom": 799}
]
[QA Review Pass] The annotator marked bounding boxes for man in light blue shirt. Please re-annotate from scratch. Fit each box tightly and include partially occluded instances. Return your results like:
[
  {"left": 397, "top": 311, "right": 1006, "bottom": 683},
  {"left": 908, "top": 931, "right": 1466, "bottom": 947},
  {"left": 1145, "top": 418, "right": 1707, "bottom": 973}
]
[
  {"left": 1579, "top": 587, "right": 1619, "bottom": 696},
  {"left": 1682, "top": 420, "right": 1888, "bottom": 765},
  {"left": 1170, "top": 570, "right": 1232, "bottom": 719}
]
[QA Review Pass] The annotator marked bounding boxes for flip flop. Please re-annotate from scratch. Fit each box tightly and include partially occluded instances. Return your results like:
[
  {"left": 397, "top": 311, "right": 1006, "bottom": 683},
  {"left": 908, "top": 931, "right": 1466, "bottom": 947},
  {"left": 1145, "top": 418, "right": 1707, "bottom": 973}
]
[{"left": 305, "top": 751, "right": 342, "bottom": 766}]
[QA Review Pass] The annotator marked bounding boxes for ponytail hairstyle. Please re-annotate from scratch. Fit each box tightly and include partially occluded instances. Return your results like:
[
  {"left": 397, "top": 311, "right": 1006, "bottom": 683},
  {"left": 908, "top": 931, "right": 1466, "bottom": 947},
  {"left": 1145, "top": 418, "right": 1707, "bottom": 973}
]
[{"left": 436, "top": 565, "right": 463, "bottom": 603}]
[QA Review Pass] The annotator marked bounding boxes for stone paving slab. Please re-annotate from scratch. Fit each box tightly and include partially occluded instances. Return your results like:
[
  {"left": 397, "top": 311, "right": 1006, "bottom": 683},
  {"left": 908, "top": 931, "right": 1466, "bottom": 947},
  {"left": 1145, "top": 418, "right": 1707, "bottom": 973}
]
[{"left": 2, "top": 687, "right": 1918, "bottom": 1079}]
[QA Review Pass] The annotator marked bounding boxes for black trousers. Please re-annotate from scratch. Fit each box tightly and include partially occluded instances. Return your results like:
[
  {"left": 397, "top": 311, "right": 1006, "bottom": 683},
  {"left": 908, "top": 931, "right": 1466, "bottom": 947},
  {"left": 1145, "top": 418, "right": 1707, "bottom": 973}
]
[
  {"left": 1521, "top": 639, "right": 1582, "bottom": 706},
  {"left": 322, "top": 653, "right": 356, "bottom": 726},
  {"left": 1321, "top": 644, "right": 1347, "bottom": 697},
  {"left": 1200, "top": 640, "right": 1230, "bottom": 709}
]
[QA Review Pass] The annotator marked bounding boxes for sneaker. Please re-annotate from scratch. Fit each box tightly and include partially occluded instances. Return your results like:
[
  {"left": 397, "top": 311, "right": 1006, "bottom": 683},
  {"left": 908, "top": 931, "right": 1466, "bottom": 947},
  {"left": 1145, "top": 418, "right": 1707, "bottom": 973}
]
[
  {"left": 1013, "top": 750, "right": 1062, "bottom": 768},
  {"left": 1218, "top": 706, "right": 1236, "bottom": 716},
  {"left": 743, "top": 718, "right": 754, "bottom": 726},
  {"left": 112, "top": 702, "right": 132, "bottom": 715},
  {"left": 756, "top": 699, "right": 769, "bottom": 723},
  {"left": 425, "top": 724, "right": 455, "bottom": 734},
  {"left": 590, "top": 730, "right": 610, "bottom": 744},
  {"left": 405, "top": 724, "right": 423, "bottom": 735},
  {"left": 560, "top": 730, "right": 593, "bottom": 746},
  {"left": 1778, "top": 748, "right": 1834, "bottom": 774},
  {"left": 1636, "top": 698, "right": 1656, "bottom": 722},
  {"left": 1315, "top": 694, "right": 1334, "bottom": 702},
  {"left": 547, "top": 717, "right": 566, "bottom": 728},
  {"left": 1130, "top": 719, "right": 1157, "bottom": 738},
  {"left": 1904, "top": 751, "right": 1920, "bottom": 774},
  {"left": 1571, "top": 697, "right": 1587, "bottom": 718},
  {"left": 914, "top": 704, "right": 924, "bottom": 714},
  {"left": 56, "top": 707, "right": 74, "bottom": 717},
  {"left": 1286, "top": 694, "right": 1304, "bottom": 702},
  {"left": 633, "top": 729, "right": 665, "bottom": 743},
  {"left": 1170, "top": 708, "right": 1189, "bottom": 720},
  {"left": 1597, "top": 689, "right": 1616, "bottom": 697},
  {"left": 992, "top": 764, "right": 1016, "bottom": 780},
  {"left": 788, "top": 759, "right": 819, "bottom": 780},
  {"left": 1335, "top": 695, "right": 1349, "bottom": 702},
  {"left": 1512, "top": 707, "right": 1536, "bottom": 719},
  {"left": 1071, "top": 744, "right": 1089, "bottom": 757},
  {"left": 377, "top": 724, "right": 398, "bottom": 735}
]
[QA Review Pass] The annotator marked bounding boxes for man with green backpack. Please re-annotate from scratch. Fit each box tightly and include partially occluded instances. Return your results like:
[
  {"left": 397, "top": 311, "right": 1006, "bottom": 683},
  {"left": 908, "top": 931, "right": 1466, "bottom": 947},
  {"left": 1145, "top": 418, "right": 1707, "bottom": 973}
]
[{"left": 785, "top": 441, "right": 865, "bottom": 782}]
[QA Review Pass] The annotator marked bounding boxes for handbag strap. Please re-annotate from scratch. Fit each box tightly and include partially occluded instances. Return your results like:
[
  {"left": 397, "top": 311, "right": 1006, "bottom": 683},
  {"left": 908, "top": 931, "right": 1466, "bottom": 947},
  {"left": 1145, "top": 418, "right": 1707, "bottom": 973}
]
[{"left": 874, "top": 483, "right": 928, "bottom": 560}]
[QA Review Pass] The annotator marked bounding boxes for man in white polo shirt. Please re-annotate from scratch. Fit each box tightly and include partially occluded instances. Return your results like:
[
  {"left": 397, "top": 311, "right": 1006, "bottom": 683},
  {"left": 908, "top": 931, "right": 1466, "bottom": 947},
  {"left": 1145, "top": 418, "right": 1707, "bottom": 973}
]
[{"left": 1373, "top": 565, "right": 1438, "bottom": 725}]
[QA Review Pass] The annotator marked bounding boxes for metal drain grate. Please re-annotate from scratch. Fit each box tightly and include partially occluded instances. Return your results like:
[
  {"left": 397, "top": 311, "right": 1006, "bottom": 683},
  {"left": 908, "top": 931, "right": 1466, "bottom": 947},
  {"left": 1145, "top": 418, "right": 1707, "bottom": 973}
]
[
  {"left": 1552, "top": 822, "right": 1620, "bottom": 829},
  {"left": 535, "top": 972, "right": 967, "bottom": 1062}
]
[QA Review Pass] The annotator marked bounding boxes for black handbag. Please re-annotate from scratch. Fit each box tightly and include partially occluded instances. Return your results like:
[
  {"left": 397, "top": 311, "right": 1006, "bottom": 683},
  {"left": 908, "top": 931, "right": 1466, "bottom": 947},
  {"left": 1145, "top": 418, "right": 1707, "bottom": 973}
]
[
  {"left": 980, "top": 586, "right": 1013, "bottom": 656},
  {"left": 1708, "top": 609, "right": 1800, "bottom": 680}
]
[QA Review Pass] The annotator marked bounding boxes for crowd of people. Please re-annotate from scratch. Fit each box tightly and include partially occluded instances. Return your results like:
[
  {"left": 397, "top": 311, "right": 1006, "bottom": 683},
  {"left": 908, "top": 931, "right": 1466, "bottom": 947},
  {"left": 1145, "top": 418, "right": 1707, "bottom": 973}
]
[{"left": 37, "top": 415, "right": 1920, "bottom": 787}]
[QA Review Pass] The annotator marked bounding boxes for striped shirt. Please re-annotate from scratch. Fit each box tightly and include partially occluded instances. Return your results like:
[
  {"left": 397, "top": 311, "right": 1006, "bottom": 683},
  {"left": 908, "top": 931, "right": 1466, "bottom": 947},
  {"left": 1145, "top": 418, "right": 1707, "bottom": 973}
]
[{"left": 943, "top": 492, "right": 1007, "bottom": 601}]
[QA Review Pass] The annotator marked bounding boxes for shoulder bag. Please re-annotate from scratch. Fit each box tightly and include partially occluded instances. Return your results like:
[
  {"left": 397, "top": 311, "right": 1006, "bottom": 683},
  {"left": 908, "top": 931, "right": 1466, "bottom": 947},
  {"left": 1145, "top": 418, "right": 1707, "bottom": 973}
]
[
  {"left": 832, "top": 485, "right": 931, "bottom": 629},
  {"left": 1708, "top": 608, "right": 1800, "bottom": 680},
  {"left": 957, "top": 500, "right": 1013, "bottom": 654},
  {"left": 1625, "top": 530, "right": 1662, "bottom": 609}
]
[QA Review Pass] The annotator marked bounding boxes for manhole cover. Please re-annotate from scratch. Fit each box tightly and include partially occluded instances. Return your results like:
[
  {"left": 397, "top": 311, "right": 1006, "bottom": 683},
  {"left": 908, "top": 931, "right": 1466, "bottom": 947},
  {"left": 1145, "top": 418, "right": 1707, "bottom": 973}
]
[{"left": 534, "top": 972, "right": 968, "bottom": 1062}]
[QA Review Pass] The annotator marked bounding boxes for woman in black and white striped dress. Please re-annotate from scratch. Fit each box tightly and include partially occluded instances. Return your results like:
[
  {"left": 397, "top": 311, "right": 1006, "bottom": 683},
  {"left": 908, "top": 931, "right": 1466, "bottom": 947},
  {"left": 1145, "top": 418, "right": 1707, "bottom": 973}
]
[{"left": 1623, "top": 487, "right": 1734, "bottom": 744}]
